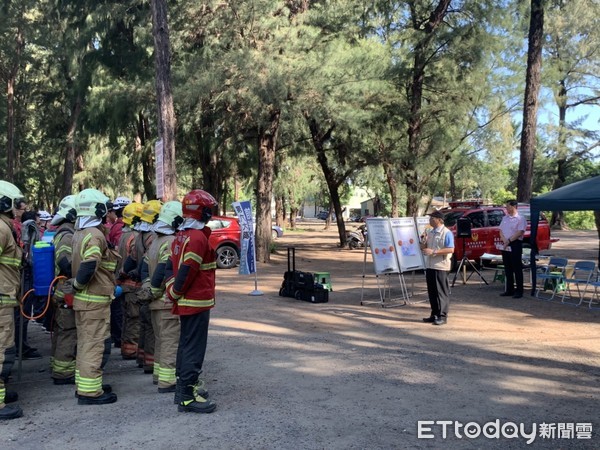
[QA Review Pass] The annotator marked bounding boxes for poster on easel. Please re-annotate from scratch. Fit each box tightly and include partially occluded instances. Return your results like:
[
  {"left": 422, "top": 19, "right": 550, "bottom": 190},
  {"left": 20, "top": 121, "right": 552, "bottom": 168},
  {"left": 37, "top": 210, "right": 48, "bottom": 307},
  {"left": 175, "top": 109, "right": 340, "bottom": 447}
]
[
  {"left": 415, "top": 217, "right": 432, "bottom": 242},
  {"left": 390, "top": 218, "right": 425, "bottom": 272},
  {"left": 365, "top": 218, "right": 399, "bottom": 274}
]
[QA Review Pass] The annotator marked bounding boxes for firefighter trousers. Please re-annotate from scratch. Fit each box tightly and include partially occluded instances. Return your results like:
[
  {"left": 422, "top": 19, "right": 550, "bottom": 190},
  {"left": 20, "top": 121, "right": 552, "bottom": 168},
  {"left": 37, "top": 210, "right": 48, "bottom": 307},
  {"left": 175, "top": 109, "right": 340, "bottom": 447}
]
[
  {"left": 74, "top": 303, "right": 110, "bottom": 397},
  {"left": 137, "top": 302, "right": 155, "bottom": 372},
  {"left": 51, "top": 301, "right": 77, "bottom": 380},
  {"left": 150, "top": 308, "right": 179, "bottom": 388},
  {"left": 0, "top": 305, "right": 16, "bottom": 408},
  {"left": 176, "top": 310, "right": 210, "bottom": 387},
  {"left": 120, "top": 287, "right": 140, "bottom": 358}
]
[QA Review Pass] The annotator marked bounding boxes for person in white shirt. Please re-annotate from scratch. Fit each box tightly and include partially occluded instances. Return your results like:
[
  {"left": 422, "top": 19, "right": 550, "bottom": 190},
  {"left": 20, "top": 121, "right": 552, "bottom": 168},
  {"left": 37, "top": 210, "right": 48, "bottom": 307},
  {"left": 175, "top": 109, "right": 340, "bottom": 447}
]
[{"left": 498, "top": 200, "right": 527, "bottom": 298}]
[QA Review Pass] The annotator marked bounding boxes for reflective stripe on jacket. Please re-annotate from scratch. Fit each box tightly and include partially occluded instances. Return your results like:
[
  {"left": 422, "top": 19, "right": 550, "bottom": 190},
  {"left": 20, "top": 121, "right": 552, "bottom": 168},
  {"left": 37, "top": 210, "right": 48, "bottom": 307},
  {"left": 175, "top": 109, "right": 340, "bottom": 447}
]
[
  {"left": 0, "top": 214, "right": 22, "bottom": 305},
  {"left": 168, "top": 227, "right": 216, "bottom": 316}
]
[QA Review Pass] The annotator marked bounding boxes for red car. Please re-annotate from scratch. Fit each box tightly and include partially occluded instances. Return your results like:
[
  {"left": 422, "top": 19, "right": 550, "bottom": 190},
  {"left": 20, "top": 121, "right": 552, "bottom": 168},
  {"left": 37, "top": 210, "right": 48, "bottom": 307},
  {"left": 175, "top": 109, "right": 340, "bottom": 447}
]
[
  {"left": 441, "top": 202, "right": 557, "bottom": 269},
  {"left": 207, "top": 216, "right": 241, "bottom": 269}
]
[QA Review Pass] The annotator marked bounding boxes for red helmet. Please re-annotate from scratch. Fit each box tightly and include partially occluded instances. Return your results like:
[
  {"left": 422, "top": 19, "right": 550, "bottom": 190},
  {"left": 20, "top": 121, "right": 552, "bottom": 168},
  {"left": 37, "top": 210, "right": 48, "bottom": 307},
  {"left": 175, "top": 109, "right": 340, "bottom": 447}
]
[{"left": 182, "top": 189, "right": 217, "bottom": 222}]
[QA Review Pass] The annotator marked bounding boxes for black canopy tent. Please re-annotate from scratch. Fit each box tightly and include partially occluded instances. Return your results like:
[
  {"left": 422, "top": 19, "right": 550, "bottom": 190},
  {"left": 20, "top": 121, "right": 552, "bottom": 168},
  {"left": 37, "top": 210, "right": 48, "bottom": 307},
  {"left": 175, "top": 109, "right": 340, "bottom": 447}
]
[{"left": 529, "top": 175, "right": 600, "bottom": 295}]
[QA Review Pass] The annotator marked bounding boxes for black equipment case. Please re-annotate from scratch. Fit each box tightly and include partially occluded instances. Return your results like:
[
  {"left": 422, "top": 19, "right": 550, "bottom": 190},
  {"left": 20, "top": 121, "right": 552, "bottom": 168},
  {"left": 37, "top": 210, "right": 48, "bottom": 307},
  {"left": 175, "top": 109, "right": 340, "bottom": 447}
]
[{"left": 279, "top": 247, "right": 328, "bottom": 303}]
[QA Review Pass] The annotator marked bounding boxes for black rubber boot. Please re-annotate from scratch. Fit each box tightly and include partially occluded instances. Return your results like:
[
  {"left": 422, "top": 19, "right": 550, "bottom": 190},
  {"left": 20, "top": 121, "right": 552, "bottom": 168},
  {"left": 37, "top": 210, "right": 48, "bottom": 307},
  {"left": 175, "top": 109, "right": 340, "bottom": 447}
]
[
  {"left": 53, "top": 376, "right": 75, "bottom": 385},
  {"left": 0, "top": 404, "right": 23, "bottom": 420},
  {"left": 173, "top": 378, "right": 182, "bottom": 405},
  {"left": 77, "top": 391, "right": 117, "bottom": 405},
  {"left": 158, "top": 384, "right": 176, "bottom": 394},
  {"left": 75, "top": 384, "right": 112, "bottom": 398},
  {"left": 5, "top": 391, "right": 18, "bottom": 403},
  {"left": 177, "top": 385, "right": 216, "bottom": 414}
]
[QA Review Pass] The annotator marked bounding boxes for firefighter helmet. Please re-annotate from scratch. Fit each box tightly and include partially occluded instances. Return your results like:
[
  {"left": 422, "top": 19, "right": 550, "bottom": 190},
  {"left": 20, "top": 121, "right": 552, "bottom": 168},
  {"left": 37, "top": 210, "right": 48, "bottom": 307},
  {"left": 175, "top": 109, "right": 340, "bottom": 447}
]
[
  {"left": 122, "top": 202, "right": 144, "bottom": 227},
  {"left": 182, "top": 189, "right": 217, "bottom": 222},
  {"left": 157, "top": 201, "right": 183, "bottom": 230},
  {"left": 76, "top": 188, "right": 112, "bottom": 218},
  {"left": 140, "top": 200, "right": 162, "bottom": 224},
  {"left": 52, "top": 194, "right": 77, "bottom": 225},
  {"left": 0, "top": 180, "right": 25, "bottom": 213},
  {"left": 38, "top": 210, "right": 53, "bottom": 221},
  {"left": 112, "top": 196, "right": 131, "bottom": 211}
]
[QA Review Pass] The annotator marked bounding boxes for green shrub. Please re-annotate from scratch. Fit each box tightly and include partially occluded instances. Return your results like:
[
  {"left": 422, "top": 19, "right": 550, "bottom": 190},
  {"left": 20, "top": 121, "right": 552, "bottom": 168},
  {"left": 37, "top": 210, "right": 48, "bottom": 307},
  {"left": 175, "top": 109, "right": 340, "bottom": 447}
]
[{"left": 564, "top": 211, "right": 596, "bottom": 230}]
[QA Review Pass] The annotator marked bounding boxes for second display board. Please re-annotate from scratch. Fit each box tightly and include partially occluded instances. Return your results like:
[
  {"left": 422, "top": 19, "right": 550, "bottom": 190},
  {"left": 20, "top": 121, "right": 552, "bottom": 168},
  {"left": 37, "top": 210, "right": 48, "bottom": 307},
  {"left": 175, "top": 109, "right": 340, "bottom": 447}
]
[{"left": 366, "top": 217, "right": 425, "bottom": 275}]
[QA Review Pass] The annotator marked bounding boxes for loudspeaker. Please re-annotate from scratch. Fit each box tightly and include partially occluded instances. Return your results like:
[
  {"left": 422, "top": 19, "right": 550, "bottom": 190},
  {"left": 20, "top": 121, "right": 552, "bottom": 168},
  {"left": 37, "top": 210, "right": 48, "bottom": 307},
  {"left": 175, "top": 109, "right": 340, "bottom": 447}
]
[{"left": 457, "top": 218, "right": 472, "bottom": 238}]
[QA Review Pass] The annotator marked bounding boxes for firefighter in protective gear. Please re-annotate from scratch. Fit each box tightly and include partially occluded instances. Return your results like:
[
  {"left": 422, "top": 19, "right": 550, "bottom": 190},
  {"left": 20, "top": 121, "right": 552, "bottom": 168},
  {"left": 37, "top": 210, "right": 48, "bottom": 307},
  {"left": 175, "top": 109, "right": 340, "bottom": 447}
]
[
  {"left": 107, "top": 196, "right": 131, "bottom": 248},
  {"left": 142, "top": 201, "right": 183, "bottom": 392},
  {"left": 0, "top": 181, "right": 25, "bottom": 420},
  {"left": 134, "top": 200, "right": 162, "bottom": 373},
  {"left": 166, "top": 189, "right": 217, "bottom": 413},
  {"left": 50, "top": 195, "right": 78, "bottom": 384},
  {"left": 71, "top": 188, "right": 118, "bottom": 405},
  {"left": 117, "top": 202, "right": 143, "bottom": 359}
]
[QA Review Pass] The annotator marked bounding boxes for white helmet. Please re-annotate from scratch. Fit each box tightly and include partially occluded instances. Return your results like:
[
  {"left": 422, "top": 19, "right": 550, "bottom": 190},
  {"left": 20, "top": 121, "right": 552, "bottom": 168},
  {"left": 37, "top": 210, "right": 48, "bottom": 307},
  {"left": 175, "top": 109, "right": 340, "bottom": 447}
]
[
  {"left": 112, "top": 196, "right": 131, "bottom": 211},
  {"left": 157, "top": 201, "right": 183, "bottom": 229},
  {"left": 0, "top": 180, "right": 25, "bottom": 213},
  {"left": 51, "top": 194, "right": 77, "bottom": 225},
  {"left": 76, "top": 188, "right": 111, "bottom": 218},
  {"left": 38, "top": 210, "right": 52, "bottom": 221}
]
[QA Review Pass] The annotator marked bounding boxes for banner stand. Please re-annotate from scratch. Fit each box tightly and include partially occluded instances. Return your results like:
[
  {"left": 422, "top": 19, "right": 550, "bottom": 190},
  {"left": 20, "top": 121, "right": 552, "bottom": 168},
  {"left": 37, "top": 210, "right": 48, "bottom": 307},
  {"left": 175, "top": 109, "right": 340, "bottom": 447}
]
[{"left": 248, "top": 240, "right": 263, "bottom": 296}]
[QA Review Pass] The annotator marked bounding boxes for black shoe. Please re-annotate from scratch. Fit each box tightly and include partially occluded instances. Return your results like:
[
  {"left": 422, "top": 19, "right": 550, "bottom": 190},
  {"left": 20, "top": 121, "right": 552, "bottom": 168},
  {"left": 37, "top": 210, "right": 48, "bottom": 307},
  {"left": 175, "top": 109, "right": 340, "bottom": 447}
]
[
  {"left": 77, "top": 391, "right": 117, "bottom": 405},
  {"left": 75, "top": 384, "right": 112, "bottom": 398},
  {"left": 158, "top": 385, "right": 176, "bottom": 394},
  {"left": 53, "top": 376, "right": 75, "bottom": 385},
  {"left": 512, "top": 293, "right": 523, "bottom": 299},
  {"left": 422, "top": 316, "right": 436, "bottom": 323},
  {"left": 0, "top": 404, "right": 23, "bottom": 420},
  {"left": 433, "top": 317, "right": 447, "bottom": 326},
  {"left": 5, "top": 391, "right": 18, "bottom": 403},
  {"left": 19, "top": 349, "right": 42, "bottom": 360},
  {"left": 178, "top": 398, "right": 216, "bottom": 414},
  {"left": 499, "top": 292, "right": 514, "bottom": 297}
]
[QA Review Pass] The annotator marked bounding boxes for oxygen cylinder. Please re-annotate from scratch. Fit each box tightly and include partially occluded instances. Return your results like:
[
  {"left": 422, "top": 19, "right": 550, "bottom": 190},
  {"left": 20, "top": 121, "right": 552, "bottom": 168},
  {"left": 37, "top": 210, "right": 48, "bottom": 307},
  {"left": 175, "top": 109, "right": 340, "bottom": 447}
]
[{"left": 32, "top": 241, "right": 55, "bottom": 296}]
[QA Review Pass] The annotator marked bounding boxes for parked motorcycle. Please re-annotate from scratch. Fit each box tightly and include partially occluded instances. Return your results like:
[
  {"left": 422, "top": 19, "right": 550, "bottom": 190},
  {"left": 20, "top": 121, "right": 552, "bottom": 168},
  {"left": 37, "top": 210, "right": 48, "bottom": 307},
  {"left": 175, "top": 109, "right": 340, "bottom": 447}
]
[{"left": 346, "top": 224, "right": 367, "bottom": 249}]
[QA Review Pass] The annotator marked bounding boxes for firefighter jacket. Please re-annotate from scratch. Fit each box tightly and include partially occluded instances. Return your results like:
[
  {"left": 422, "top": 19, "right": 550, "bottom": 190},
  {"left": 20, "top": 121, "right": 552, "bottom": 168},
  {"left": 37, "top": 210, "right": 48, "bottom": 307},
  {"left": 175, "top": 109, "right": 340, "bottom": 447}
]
[
  {"left": 134, "top": 231, "right": 155, "bottom": 275},
  {"left": 107, "top": 218, "right": 125, "bottom": 248},
  {"left": 0, "top": 214, "right": 22, "bottom": 307},
  {"left": 53, "top": 223, "right": 75, "bottom": 302},
  {"left": 145, "top": 233, "right": 176, "bottom": 311},
  {"left": 166, "top": 227, "right": 216, "bottom": 316},
  {"left": 71, "top": 226, "right": 119, "bottom": 309},
  {"left": 116, "top": 228, "right": 140, "bottom": 288}
]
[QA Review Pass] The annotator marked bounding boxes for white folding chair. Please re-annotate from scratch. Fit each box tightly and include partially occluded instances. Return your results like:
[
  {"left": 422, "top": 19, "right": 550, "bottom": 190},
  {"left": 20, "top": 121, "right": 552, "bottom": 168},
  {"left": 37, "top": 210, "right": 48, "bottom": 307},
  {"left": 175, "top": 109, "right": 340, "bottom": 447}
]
[
  {"left": 561, "top": 261, "right": 596, "bottom": 306},
  {"left": 535, "top": 257, "right": 568, "bottom": 300}
]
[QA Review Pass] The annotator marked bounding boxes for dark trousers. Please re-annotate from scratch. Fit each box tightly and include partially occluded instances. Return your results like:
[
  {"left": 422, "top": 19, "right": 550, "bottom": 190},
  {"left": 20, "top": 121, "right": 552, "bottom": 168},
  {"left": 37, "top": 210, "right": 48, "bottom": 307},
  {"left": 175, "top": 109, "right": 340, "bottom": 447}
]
[
  {"left": 110, "top": 295, "right": 123, "bottom": 347},
  {"left": 426, "top": 268, "right": 450, "bottom": 319},
  {"left": 176, "top": 310, "right": 210, "bottom": 386},
  {"left": 501, "top": 240, "right": 523, "bottom": 294}
]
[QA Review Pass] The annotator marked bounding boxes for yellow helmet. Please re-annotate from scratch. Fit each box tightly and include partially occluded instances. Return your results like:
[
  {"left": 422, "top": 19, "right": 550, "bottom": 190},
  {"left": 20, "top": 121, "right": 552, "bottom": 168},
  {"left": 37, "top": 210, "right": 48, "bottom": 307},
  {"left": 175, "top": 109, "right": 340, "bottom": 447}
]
[
  {"left": 122, "top": 202, "right": 144, "bottom": 227},
  {"left": 140, "top": 200, "right": 163, "bottom": 224}
]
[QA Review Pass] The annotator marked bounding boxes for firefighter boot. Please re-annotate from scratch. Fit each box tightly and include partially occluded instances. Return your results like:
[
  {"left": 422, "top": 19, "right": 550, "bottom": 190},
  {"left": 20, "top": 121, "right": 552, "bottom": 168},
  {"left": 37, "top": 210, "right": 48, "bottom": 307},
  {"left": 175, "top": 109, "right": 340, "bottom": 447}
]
[
  {"left": 5, "top": 391, "right": 18, "bottom": 403},
  {"left": 177, "top": 385, "right": 216, "bottom": 414},
  {"left": 77, "top": 391, "right": 117, "bottom": 405},
  {"left": 0, "top": 404, "right": 23, "bottom": 420},
  {"left": 173, "top": 377, "right": 209, "bottom": 404}
]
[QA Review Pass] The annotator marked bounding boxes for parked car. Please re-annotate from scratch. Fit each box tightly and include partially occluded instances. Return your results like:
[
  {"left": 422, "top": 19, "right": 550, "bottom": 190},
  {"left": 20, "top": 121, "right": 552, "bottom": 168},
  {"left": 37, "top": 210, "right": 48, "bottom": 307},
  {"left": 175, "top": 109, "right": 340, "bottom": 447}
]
[
  {"left": 316, "top": 211, "right": 330, "bottom": 220},
  {"left": 441, "top": 201, "right": 557, "bottom": 270},
  {"left": 272, "top": 224, "right": 284, "bottom": 239},
  {"left": 207, "top": 216, "right": 241, "bottom": 269}
]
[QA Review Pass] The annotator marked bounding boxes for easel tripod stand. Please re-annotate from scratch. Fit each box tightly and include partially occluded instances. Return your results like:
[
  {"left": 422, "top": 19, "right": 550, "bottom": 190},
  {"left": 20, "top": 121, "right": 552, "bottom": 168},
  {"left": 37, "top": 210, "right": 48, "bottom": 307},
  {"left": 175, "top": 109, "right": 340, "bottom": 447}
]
[{"left": 451, "top": 236, "right": 488, "bottom": 287}]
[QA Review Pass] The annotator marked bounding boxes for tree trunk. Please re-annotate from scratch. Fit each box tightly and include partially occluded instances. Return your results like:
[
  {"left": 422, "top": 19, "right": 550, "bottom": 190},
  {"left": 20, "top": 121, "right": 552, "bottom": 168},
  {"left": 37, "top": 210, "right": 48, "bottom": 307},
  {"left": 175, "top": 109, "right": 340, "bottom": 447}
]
[
  {"left": 151, "top": 0, "right": 177, "bottom": 201},
  {"left": 255, "top": 111, "right": 280, "bottom": 264},
  {"left": 137, "top": 112, "right": 155, "bottom": 199},
  {"left": 275, "top": 195, "right": 285, "bottom": 228},
  {"left": 404, "top": 0, "right": 451, "bottom": 216},
  {"left": 517, "top": 0, "right": 544, "bottom": 202},
  {"left": 61, "top": 98, "right": 82, "bottom": 198},
  {"left": 550, "top": 78, "right": 568, "bottom": 229},
  {"left": 6, "top": 77, "right": 16, "bottom": 182},
  {"left": 383, "top": 160, "right": 398, "bottom": 217},
  {"left": 289, "top": 206, "right": 299, "bottom": 229}
]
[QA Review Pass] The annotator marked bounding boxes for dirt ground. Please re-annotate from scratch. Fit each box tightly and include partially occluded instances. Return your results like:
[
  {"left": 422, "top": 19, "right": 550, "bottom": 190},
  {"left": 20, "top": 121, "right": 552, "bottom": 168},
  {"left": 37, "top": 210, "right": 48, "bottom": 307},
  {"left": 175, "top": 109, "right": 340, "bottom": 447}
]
[{"left": 2, "top": 224, "right": 599, "bottom": 449}]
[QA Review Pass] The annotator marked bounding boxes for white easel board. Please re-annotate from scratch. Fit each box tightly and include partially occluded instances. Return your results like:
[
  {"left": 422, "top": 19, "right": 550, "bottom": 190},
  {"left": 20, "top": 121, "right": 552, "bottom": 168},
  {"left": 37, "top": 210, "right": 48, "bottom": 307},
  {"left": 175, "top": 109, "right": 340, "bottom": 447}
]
[
  {"left": 365, "top": 218, "right": 399, "bottom": 275},
  {"left": 389, "top": 217, "right": 425, "bottom": 272}
]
